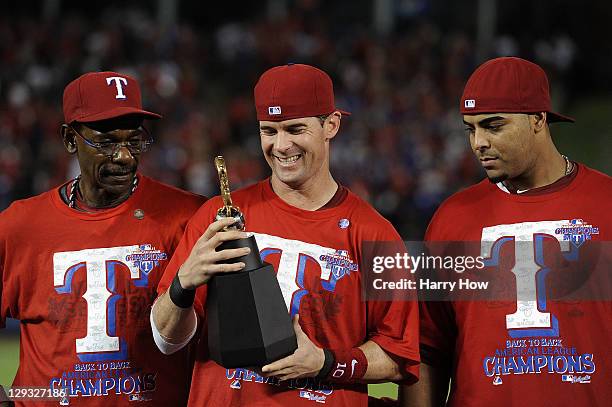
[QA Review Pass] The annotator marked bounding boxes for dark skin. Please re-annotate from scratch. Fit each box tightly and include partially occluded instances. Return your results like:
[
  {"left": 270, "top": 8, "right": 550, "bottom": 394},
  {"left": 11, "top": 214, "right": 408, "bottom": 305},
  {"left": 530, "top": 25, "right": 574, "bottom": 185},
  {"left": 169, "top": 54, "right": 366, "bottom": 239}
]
[
  {"left": 400, "top": 113, "right": 569, "bottom": 406},
  {"left": 462, "top": 112, "right": 567, "bottom": 191},
  {"left": 61, "top": 115, "right": 148, "bottom": 208}
]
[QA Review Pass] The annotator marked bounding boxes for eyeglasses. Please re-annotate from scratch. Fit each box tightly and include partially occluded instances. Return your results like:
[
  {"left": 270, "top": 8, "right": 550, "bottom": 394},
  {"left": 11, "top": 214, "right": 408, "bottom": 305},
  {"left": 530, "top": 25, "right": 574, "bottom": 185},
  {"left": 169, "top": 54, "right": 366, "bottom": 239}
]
[{"left": 70, "top": 125, "right": 154, "bottom": 157}]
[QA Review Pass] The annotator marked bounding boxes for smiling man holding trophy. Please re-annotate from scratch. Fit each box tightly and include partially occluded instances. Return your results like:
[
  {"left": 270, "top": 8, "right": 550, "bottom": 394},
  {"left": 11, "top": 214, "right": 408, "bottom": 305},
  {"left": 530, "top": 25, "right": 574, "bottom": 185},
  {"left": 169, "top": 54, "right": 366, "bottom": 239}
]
[{"left": 150, "top": 63, "right": 419, "bottom": 406}]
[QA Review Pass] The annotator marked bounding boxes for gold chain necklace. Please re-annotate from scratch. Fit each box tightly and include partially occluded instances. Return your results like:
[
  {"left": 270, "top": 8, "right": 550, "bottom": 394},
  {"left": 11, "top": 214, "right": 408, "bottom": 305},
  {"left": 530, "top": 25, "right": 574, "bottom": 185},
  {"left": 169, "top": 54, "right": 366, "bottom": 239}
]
[
  {"left": 504, "top": 155, "right": 573, "bottom": 193},
  {"left": 561, "top": 154, "right": 573, "bottom": 175}
]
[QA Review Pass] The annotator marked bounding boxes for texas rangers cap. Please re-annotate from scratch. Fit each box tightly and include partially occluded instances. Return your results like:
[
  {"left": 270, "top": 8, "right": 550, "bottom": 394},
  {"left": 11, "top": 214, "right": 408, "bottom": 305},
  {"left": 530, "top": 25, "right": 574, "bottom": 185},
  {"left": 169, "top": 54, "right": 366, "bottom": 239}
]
[
  {"left": 63, "top": 71, "right": 162, "bottom": 123},
  {"left": 254, "top": 63, "right": 351, "bottom": 121},
  {"left": 460, "top": 57, "right": 574, "bottom": 123}
]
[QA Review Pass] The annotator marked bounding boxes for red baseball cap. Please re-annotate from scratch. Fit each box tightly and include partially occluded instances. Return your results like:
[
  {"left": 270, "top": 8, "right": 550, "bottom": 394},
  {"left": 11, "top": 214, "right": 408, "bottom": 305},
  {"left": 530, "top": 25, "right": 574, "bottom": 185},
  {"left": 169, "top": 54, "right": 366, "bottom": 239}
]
[
  {"left": 460, "top": 57, "right": 574, "bottom": 123},
  {"left": 63, "top": 71, "right": 162, "bottom": 123},
  {"left": 254, "top": 63, "right": 350, "bottom": 121}
]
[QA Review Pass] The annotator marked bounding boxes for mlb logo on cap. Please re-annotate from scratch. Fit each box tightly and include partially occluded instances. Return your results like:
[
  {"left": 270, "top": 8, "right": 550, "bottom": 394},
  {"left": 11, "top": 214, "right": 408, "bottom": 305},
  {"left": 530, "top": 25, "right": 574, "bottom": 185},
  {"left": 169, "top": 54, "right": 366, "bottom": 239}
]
[
  {"left": 464, "top": 99, "right": 476, "bottom": 108},
  {"left": 268, "top": 106, "right": 282, "bottom": 115}
]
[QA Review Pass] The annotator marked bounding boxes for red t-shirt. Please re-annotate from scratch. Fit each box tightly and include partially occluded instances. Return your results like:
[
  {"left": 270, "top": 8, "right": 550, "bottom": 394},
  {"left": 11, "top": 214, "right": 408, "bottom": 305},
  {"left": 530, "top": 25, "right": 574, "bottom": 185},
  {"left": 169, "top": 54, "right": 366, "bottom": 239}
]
[
  {"left": 421, "top": 164, "right": 612, "bottom": 406},
  {"left": 0, "top": 175, "right": 206, "bottom": 406},
  {"left": 158, "top": 179, "right": 420, "bottom": 407}
]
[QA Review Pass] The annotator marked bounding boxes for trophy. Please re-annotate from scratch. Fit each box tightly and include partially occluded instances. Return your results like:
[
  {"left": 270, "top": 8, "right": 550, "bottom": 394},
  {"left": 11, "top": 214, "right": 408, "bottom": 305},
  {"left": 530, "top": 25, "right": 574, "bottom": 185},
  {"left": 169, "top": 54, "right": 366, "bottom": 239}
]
[{"left": 206, "top": 156, "right": 298, "bottom": 368}]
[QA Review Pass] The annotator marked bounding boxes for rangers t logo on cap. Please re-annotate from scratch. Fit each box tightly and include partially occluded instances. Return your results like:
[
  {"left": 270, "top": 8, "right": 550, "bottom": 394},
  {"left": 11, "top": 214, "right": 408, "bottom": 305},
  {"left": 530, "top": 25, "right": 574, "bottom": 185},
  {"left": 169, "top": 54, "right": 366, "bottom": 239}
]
[
  {"left": 106, "top": 76, "right": 128, "bottom": 100},
  {"left": 62, "top": 71, "right": 162, "bottom": 123}
]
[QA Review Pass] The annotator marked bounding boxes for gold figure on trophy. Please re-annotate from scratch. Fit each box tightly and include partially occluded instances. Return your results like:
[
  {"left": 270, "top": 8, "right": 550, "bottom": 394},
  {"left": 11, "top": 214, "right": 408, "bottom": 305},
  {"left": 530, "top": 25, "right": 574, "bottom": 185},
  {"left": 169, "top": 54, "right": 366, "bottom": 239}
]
[
  {"left": 207, "top": 156, "right": 297, "bottom": 368},
  {"left": 214, "top": 156, "right": 245, "bottom": 231}
]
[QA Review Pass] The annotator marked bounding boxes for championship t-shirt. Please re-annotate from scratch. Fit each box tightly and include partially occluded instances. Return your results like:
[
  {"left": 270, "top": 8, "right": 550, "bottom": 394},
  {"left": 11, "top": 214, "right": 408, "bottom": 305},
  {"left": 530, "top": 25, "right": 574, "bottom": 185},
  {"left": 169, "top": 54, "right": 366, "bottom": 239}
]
[
  {"left": 0, "top": 175, "right": 205, "bottom": 406},
  {"left": 158, "top": 179, "right": 420, "bottom": 406},
  {"left": 421, "top": 164, "right": 612, "bottom": 406}
]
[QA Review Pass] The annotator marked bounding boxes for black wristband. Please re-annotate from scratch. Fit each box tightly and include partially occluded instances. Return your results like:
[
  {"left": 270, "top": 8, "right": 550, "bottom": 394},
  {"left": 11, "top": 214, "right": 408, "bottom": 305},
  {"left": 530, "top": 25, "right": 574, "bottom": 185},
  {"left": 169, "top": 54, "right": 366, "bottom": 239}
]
[
  {"left": 169, "top": 273, "right": 195, "bottom": 308},
  {"left": 315, "top": 348, "right": 335, "bottom": 380}
]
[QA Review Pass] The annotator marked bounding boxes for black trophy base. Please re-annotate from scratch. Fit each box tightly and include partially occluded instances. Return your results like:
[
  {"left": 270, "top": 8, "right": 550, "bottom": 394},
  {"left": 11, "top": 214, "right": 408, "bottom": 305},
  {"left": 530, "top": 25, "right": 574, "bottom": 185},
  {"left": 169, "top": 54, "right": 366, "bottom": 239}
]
[{"left": 207, "top": 236, "right": 297, "bottom": 368}]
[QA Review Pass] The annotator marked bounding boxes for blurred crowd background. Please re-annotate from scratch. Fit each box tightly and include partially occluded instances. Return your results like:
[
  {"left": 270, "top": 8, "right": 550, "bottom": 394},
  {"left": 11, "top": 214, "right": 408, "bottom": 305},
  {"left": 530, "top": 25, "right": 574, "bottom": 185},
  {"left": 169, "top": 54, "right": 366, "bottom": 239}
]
[{"left": 1, "top": 0, "right": 611, "bottom": 239}]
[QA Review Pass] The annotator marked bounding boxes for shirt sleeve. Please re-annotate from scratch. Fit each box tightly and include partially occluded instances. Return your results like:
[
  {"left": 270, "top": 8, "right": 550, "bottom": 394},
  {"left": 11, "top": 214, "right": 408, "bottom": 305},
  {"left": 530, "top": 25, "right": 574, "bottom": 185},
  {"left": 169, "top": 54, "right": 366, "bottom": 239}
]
[
  {"left": 0, "top": 261, "right": 6, "bottom": 328},
  {"left": 418, "top": 301, "right": 456, "bottom": 367},
  {"left": 364, "top": 224, "right": 420, "bottom": 384},
  {"left": 419, "top": 206, "right": 457, "bottom": 367},
  {"left": 367, "top": 298, "right": 420, "bottom": 384},
  {"left": 0, "top": 208, "right": 17, "bottom": 328}
]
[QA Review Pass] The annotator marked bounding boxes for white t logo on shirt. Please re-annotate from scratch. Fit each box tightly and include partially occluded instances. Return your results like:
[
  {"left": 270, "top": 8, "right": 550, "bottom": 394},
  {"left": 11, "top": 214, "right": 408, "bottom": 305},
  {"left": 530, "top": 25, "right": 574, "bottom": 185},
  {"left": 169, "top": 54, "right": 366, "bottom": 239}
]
[
  {"left": 53, "top": 245, "right": 147, "bottom": 361},
  {"left": 481, "top": 220, "right": 573, "bottom": 337}
]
